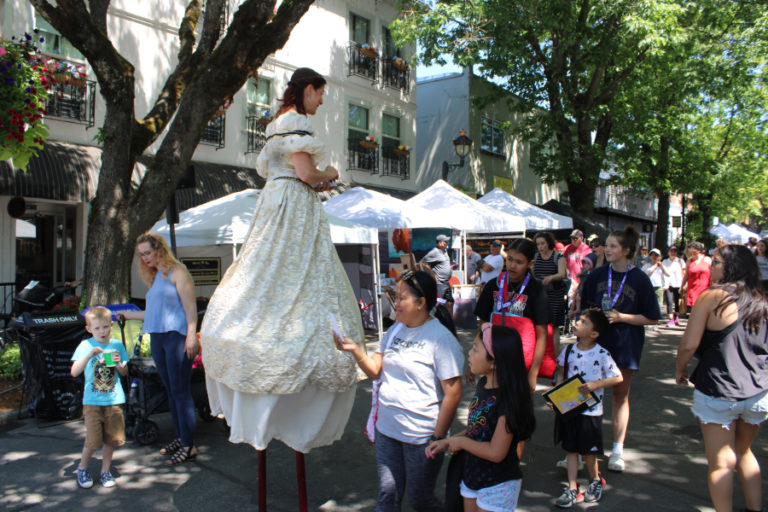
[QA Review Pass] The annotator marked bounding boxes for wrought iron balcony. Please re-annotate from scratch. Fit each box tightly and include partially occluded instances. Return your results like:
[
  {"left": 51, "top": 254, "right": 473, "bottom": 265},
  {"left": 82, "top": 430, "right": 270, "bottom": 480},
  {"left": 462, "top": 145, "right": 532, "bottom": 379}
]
[
  {"left": 45, "top": 80, "right": 96, "bottom": 127},
  {"left": 245, "top": 115, "right": 268, "bottom": 154},
  {"left": 381, "top": 145, "right": 410, "bottom": 180},
  {"left": 348, "top": 137, "right": 378, "bottom": 174},
  {"left": 382, "top": 59, "right": 410, "bottom": 93},
  {"left": 347, "top": 42, "right": 378, "bottom": 83},
  {"left": 201, "top": 113, "right": 225, "bottom": 149}
]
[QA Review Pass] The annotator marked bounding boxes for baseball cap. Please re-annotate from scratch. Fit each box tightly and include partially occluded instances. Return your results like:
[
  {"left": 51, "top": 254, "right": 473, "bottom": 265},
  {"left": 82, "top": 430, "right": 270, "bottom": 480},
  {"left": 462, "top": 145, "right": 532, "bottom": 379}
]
[
  {"left": 650, "top": 248, "right": 662, "bottom": 256},
  {"left": 669, "top": 245, "right": 677, "bottom": 251},
  {"left": 570, "top": 229, "right": 584, "bottom": 238},
  {"left": 554, "top": 241, "right": 565, "bottom": 251},
  {"left": 436, "top": 234, "right": 450, "bottom": 242},
  {"left": 490, "top": 240, "right": 502, "bottom": 247}
]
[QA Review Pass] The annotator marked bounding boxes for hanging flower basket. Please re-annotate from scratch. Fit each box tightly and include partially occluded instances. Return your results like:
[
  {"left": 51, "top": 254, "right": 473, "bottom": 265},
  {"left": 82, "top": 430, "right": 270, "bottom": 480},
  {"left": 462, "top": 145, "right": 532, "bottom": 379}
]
[
  {"left": 258, "top": 109, "right": 273, "bottom": 125},
  {"left": 69, "top": 76, "right": 86, "bottom": 87},
  {"left": 360, "top": 135, "right": 378, "bottom": 149},
  {"left": 360, "top": 44, "right": 378, "bottom": 59},
  {"left": 392, "top": 57, "right": 408, "bottom": 71},
  {"left": 393, "top": 144, "right": 412, "bottom": 157},
  {"left": 53, "top": 71, "right": 71, "bottom": 84}
]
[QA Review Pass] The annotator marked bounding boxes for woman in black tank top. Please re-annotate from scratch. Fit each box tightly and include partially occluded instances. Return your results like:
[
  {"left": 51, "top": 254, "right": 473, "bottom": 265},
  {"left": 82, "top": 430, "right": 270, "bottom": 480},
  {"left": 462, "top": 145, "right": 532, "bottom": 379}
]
[{"left": 676, "top": 245, "right": 768, "bottom": 512}]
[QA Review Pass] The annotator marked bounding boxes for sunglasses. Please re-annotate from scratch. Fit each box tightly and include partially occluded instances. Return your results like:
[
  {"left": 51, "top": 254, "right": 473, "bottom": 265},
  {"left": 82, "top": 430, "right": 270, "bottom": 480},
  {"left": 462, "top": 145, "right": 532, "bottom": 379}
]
[{"left": 399, "top": 269, "right": 426, "bottom": 297}]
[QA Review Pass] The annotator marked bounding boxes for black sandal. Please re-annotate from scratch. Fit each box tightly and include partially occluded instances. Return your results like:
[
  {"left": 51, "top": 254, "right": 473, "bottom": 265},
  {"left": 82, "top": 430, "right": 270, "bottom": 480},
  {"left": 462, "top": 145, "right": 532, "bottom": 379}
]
[
  {"left": 165, "top": 445, "right": 196, "bottom": 466},
  {"left": 159, "top": 438, "right": 182, "bottom": 455}
]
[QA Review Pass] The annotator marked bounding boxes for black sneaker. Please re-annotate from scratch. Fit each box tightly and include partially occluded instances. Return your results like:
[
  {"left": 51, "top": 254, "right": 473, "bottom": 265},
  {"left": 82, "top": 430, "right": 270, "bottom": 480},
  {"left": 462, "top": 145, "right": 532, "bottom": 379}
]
[
  {"left": 584, "top": 476, "right": 605, "bottom": 502},
  {"left": 555, "top": 487, "right": 583, "bottom": 508}
]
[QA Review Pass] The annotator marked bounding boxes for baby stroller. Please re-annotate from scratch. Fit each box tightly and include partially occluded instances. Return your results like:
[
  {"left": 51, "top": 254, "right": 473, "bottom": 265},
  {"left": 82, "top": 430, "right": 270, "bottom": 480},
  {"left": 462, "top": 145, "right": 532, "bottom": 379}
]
[{"left": 113, "top": 310, "right": 214, "bottom": 445}]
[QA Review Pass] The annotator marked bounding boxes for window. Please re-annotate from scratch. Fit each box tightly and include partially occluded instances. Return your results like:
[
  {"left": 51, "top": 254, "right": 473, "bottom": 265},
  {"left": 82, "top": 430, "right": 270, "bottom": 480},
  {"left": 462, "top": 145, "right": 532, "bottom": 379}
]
[
  {"left": 348, "top": 104, "right": 369, "bottom": 140},
  {"left": 383, "top": 27, "right": 400, "bottom": 58},
  {"left": 348, "top": 104, "right": 377, "bottom": 173},
  {"left": 382, "top": 114, "right": 409, "bottom": 179},
  {"left": 672, "top": 216, "right": 682, "bottom": 228},
  {"left": 481, "top": 118, "right": 505, "bottom": 156},
  {"left": 245, "top": 77, "right": 271, "bottom": 117},
  {"left": 35, "top": 14, "right": 85, "bottom": 61},
  {"left": 350, "top": 14, "right": 370, "bottom": 45}
]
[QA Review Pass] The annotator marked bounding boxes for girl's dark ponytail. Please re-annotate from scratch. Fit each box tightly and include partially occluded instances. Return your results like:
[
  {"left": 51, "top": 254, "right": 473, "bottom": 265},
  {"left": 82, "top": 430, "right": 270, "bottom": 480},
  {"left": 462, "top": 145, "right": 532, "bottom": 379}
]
[{"left": 400, "top": 270, "right": 457, "bottom": 336}]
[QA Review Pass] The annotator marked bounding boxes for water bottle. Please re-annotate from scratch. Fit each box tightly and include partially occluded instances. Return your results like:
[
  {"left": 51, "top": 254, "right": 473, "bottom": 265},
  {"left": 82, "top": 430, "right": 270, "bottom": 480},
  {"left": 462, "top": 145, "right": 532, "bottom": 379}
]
[
  {"left": 133, "top": 339, "right": 141, "bottom": 357},
  {"left": 129, "top": 379, "right": 138, "bottom": 405}
]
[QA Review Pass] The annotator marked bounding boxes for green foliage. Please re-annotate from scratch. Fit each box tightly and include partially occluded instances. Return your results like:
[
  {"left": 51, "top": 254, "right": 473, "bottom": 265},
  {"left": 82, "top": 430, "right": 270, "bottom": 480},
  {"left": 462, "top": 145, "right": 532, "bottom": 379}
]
[
  {"left": 0, "top": 31, "right": 52, "bottom": 170},
  {"left": 0, "top": 344, "right": 22, "bottom": 380}
]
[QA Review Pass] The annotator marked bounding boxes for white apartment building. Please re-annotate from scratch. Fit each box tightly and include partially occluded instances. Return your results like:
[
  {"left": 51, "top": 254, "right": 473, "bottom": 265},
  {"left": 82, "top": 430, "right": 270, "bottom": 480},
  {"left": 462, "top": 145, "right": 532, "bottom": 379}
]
[{"left": 0, "top": 0, "right": 416, "bottom": 302}]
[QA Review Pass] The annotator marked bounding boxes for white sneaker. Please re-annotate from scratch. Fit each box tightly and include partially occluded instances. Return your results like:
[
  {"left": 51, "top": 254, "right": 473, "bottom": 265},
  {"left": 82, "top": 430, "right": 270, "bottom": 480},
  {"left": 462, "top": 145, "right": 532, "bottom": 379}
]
[
  {"left": 556, "top": 456, "right": 585, "bottom": 470},
  {"left": 607, "top": 453, "right": 625, "bottom": 472}
]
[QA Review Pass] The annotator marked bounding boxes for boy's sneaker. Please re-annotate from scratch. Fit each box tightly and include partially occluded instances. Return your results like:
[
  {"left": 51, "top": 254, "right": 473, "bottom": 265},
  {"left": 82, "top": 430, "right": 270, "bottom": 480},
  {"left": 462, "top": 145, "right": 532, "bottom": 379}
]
[
  {"left": 100, "top": 471, "right": 116, "bottom": 488},
  {"left": 76, "top": 468, "right": 93, "bottom": 489},
  {"left": 608, "top": 453, "right": 625, "bottom": 472},
  {"left": 556, "top": 456, "right": 585, "bottom": 470},
  {"left": 556, "top": 488, "right": 584, "bottom": 508},
  {"left": 584, "top": 476, "right": 605, "bottom": 502}
]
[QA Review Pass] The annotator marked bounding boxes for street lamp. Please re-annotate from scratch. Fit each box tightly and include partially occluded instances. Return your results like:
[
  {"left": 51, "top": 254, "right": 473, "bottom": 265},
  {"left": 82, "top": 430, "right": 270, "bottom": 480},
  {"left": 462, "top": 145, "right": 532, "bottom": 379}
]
[{"left": 442, "top": 130, "right": 473, "bottom": 180}]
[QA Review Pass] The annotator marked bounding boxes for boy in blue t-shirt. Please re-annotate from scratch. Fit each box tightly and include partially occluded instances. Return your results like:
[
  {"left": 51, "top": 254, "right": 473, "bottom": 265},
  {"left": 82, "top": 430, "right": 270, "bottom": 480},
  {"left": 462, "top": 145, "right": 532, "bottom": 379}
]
[{"left": 71, "top": 307, "right": 129, "bottom": 489}]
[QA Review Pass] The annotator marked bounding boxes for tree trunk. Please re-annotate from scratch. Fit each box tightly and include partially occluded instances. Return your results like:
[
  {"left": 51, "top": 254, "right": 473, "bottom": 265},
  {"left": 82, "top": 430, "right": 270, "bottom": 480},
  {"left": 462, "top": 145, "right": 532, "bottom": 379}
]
[
  {"left": 652, "top": 136, "right": 670, "bottom": 251},
  {"left": 654, "top": 192, "right": 670, "bottom": 251}
]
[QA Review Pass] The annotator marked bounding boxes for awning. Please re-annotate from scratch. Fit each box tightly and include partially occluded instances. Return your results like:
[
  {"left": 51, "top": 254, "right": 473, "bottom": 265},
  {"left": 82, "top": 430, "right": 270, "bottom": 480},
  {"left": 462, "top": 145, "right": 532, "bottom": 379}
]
[{"left": 0, "top": 141, "right": 265, "bottom": 210}]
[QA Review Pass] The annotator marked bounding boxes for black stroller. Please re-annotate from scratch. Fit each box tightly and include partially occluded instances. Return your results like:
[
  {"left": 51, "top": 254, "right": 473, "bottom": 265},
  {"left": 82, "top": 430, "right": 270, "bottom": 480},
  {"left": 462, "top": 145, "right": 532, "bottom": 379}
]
[{"left": 116, "top": 311, "right": 214, "bottom": 445}]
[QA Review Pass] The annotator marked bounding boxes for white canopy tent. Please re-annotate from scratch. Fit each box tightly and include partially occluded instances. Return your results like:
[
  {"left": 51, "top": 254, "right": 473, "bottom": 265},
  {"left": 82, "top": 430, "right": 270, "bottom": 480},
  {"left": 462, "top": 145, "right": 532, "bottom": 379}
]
[
  {"left": 477, "top": 187, "right": 573, "bottom": 231},
  {"left": 406, "top": 180, "right": 526, "bottom": 284},
  {"left": 709, "top": 223, "right": 733, "bottom": 240},
  {"left": 139, "top": 189, "right": 384, "bottom": 339},
  {"left": 405, "top": 180, "right": 527, "bottom": 232},
  {"left": 323, "top": 186, "right": 432, "bottom": 229},
  {"left": 726, "top": 223, "right": 760, "bottom": 244}
]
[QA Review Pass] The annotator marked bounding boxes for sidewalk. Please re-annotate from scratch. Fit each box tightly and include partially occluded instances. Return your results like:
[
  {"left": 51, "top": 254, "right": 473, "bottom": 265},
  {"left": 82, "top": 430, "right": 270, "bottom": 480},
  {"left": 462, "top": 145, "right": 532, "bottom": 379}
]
[{"left": 1, "top": 320, "right": 766, "bottom": 511}]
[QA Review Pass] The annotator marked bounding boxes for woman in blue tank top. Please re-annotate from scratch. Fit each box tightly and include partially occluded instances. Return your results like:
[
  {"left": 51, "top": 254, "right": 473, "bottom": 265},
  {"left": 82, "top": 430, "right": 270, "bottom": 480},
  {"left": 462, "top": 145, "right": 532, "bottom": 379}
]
[
  {"left": 676, "top": 245, "right": 768, "bottom": 512},
  {"left": 120, "top": 232, "right": 198, "bottom": 465}
]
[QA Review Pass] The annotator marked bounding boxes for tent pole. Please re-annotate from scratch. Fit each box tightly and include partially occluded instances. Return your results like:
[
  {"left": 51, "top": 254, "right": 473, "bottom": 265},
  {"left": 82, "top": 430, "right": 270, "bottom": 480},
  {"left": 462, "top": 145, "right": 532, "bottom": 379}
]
[{"left": 374, "top": 242, "right": 383, "bottom": 343}]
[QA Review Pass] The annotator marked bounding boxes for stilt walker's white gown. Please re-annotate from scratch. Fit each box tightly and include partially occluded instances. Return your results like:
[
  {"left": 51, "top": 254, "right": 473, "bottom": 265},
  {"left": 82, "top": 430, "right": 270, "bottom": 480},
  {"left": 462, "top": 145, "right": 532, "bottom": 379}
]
[{"left": 200, "top": 111, "right": 364, "bottom": 453}]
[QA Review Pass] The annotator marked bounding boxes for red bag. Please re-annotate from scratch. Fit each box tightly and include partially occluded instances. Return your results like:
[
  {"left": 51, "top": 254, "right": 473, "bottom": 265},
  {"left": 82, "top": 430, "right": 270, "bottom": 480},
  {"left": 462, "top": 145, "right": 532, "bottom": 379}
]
[{"left": 491, "top": 312, "right": 557, "bottom": 379}]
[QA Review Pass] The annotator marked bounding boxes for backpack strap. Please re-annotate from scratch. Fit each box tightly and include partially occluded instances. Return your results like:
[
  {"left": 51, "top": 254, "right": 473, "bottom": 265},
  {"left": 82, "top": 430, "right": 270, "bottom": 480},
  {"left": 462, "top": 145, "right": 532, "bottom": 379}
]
[{"left": 265, "top": 129, "right": 313, "bottom": 142}]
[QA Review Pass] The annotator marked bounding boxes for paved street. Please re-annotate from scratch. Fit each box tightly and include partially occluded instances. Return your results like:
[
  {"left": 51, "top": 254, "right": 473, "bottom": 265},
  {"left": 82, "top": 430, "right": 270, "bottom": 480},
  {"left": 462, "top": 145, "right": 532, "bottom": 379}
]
[{"left": 1, "top": 320, "right": 766, "bottom": 511}]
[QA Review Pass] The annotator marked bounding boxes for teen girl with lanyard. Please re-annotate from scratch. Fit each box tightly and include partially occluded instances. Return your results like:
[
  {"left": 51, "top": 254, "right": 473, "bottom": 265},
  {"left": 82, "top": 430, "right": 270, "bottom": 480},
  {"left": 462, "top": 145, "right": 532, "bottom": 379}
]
[
  {"left": 475, "top": 238, "right": 549, "bottom": 393},
  {"left": 578, "top": 226, "right": 661, "bottom": 472}
]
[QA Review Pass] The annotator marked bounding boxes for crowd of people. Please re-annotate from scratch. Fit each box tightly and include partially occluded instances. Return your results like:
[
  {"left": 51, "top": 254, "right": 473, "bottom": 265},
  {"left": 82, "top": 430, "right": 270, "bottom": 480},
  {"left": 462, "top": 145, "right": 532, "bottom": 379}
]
[{"left": 66, "top": 66, "right": 767, "bottom": 512}]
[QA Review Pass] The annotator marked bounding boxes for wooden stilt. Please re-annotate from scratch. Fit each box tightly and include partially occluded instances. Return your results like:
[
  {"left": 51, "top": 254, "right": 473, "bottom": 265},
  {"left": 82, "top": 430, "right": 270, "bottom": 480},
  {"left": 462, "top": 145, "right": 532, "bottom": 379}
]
[
  {"left": 295, "top": 451, "right": 308, "bottom": 512},
  {"left": 258, "top": 449, "right": 267, "bottom": 512}
]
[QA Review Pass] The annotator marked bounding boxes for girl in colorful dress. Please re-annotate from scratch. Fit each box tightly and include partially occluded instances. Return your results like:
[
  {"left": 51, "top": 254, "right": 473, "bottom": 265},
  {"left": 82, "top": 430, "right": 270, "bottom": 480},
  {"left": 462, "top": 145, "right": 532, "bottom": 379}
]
[
  {"left": 426, "top": 323, "right": 536, "bottom": 512},
  {"left": 682, "top": 241, "right": 712, "bottom": 309}
]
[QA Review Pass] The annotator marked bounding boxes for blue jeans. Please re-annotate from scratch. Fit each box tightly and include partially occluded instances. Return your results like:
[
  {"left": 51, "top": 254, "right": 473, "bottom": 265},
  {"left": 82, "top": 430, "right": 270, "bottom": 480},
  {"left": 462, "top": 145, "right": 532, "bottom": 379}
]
[
  {"left": 375, "top": 429, "right": 444, "bottom": 512},
  {"left": 151, "top": 332, "right": 195, "bottom": 446}
]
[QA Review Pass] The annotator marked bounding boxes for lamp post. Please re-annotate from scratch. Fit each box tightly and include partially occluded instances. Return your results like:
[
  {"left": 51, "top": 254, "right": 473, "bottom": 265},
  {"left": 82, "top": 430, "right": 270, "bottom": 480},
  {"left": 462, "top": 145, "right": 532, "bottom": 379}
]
[{"left": 441, "top": 130, "right": 473, "bottom": 180}]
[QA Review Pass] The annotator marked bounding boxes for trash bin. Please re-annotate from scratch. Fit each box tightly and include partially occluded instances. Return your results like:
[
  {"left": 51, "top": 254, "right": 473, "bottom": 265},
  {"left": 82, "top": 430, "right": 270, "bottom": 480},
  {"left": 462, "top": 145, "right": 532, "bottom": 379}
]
[{"left": 12, "top": 310, "right": 87, "bottom": 420}]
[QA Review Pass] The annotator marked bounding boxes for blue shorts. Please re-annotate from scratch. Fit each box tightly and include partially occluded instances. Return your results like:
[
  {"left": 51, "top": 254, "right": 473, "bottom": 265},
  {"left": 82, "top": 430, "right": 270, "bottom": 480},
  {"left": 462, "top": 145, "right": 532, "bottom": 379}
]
[
  {"left": 600, "top": 336, "right": 643, "bottom": 371},
  {"left": 460, "top": 479, "right": 521, "bottom": 512},
  {"left": 692, "top": 389, "right": 768, "bottom": 428}
]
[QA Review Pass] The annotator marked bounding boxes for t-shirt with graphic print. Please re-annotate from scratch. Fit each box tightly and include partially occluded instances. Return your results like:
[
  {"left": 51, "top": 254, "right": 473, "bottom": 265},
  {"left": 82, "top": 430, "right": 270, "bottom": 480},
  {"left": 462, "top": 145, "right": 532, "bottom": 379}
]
[
  {"left": 474, "top": 273, "right": 549, "bottom": 325},
  {"left": 462, "top": 377, "right": 522, "bottom": 490},
  {"left": 375, "top": 317, "right": 464, "bottom": 444},
  {"left": 71, "top": 338, "right": 129, "bottom": 406},
  {"left": 556, "top": 342, "right": 621, "bottom": 416}
]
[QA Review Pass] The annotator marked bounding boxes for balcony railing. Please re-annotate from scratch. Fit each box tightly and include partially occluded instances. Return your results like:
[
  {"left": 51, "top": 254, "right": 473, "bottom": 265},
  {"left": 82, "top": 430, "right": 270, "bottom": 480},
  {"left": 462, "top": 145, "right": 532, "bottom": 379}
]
[
  {"left": 45, "top": 80, "right": 96, "bottom": 127},
  {"left": 381, "top": 146, "right": 410, "bottom": 180},
  {"left": 245, "top": 115, "right": 267, "bottom": 154},
  {"left": 201, "top": 114, "right": 225, "bottom": 149},
  {"left": 348, "top": 138, "right": 378, "bottom": 174},
  {"left": 347, "top": 42, "right": 378, "bottom": 83},
  {"left": 382, "top": 59, "right": 410, "bottom": 93}
]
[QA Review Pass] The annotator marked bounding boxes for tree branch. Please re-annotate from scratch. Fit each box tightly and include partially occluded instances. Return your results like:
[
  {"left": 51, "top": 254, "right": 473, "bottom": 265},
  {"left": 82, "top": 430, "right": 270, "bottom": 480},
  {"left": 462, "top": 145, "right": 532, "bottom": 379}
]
[{"left": 88, "top": 0, "right": 110, "bottom": 34}]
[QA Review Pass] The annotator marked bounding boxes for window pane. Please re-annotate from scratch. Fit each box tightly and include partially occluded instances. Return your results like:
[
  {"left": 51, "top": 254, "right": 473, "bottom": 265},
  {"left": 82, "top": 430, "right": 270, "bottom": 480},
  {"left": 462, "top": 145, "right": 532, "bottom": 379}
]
[
  {"left": 382, "top": 114, "right": 400, "bottom": 138},
  {"left": 348, "top": 104, "right": 369, "bottom": 131},
  {"left": 481, "top": 119, "right": 493, "bottom": 152},
  {"left": 35, "top": 13, "right": 84, "bottom": 61},
  {"left": 247, "top": 78, "right": 271, "bottom": 106},
  {"left": 351, "top": 15, "right": 370, "bottom": 44},
  {"left": 493, "top": 126, "right": 504, "bottom": 155}
]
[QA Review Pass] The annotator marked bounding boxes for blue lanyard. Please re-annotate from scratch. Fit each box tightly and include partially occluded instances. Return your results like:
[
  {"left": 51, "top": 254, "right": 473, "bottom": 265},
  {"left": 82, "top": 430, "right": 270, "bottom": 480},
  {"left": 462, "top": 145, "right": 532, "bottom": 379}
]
[
  {"left": 497, "top": 273, "right": 530, "bottom": 312},
  {"left": 606, "top": 265, "right": 632, "bottom": 309}
]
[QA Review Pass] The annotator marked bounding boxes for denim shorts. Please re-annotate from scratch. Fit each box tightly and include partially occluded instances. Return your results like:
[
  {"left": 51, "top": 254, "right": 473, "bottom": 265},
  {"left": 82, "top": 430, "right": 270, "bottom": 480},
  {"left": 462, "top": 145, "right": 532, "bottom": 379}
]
[
  {"left": 692, "top": 389, "right": 768, "bottom": 428},
  {"left": 460, "top": 479, "right": 521, "bottom": 512}
]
